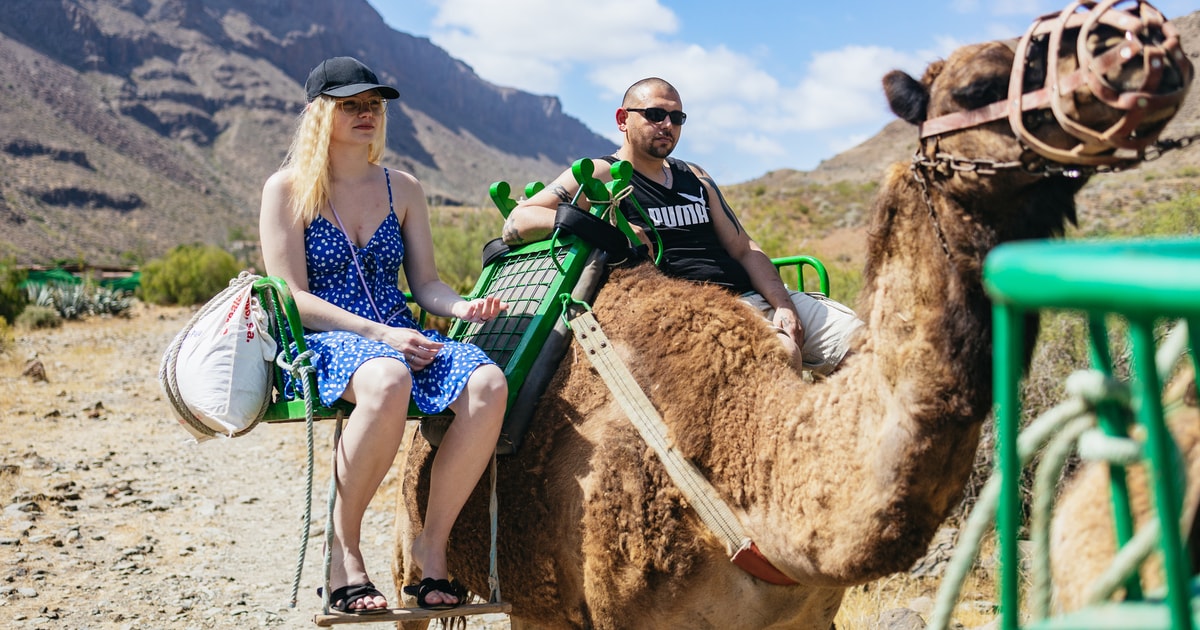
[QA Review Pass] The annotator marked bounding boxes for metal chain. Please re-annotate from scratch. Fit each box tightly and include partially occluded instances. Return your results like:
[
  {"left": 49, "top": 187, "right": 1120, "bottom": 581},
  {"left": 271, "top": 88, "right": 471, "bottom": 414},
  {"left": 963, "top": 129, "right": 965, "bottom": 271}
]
[
  {"left": 909, "top": 163, "right": 954, "bottom": 260},
  {"left": 909, "top": 131, "right": 1200, "bottom": 262},
  {"left": 912, "top": 131, "right": 1200, "bottom": 180}
]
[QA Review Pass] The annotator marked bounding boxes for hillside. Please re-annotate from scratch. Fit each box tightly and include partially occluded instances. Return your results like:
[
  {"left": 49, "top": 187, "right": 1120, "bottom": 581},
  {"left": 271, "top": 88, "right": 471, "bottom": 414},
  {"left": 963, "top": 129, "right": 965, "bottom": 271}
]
[
  {"left": 727, "top": 9, "right": 1200, "bottom": 281},
  {"left": 0, "top": 0, "right": 615, "bottom": 267},
  {"left": 0, "top": 3, "right": 1196, "bottom": 274}
]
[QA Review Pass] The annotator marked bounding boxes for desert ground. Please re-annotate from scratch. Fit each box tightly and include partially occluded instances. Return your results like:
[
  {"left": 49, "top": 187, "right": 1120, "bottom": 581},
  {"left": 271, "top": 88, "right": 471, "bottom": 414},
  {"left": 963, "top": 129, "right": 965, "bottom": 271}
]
[
  {"left": 0, "top": 303, "right": 509, "bottom": 629},
  {"left": 0, "top": 303, "right": 998, "bottom": 630}
]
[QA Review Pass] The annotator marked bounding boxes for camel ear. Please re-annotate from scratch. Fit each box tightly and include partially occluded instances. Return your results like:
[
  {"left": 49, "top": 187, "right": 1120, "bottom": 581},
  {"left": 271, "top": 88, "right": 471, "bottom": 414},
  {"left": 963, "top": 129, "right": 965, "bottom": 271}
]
[{"left": 883, "top": 70, "right": 928, "bottom": 124}]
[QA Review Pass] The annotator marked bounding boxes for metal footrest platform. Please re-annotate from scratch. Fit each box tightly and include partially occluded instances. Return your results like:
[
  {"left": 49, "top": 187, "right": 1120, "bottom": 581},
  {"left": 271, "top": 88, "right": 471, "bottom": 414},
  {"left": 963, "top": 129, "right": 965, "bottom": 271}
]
[{"left": 314, "top": 601, "right": 512, "bottom": 626}]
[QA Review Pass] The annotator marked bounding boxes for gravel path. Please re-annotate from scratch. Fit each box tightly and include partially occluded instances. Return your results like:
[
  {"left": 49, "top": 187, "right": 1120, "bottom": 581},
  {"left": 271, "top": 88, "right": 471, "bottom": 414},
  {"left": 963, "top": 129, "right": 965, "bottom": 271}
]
[{"left": 0, "top": 304, "right": 509, "bottom": 629}]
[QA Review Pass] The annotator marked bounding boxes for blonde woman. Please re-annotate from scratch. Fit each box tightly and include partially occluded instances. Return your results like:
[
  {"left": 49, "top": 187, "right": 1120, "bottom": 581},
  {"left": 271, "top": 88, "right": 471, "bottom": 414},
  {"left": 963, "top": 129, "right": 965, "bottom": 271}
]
[{"left": 259, "top": 56, "right": 506, "bottom": 614}]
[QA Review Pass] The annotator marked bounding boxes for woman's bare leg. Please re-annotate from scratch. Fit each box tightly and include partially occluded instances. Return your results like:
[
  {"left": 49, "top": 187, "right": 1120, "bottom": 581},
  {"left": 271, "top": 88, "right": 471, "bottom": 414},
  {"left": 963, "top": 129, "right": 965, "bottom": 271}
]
[
  {"left": 409, "top": 364, "right": 506, "bottom": 606},
  {"left": 329, "top": 357, "right": 412, "bottom": 611}
]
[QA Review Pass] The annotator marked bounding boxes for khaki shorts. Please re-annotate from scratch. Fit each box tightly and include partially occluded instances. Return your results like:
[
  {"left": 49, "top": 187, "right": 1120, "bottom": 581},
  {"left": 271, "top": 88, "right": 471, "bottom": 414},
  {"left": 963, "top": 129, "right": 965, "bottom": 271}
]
[{"left": 740, "top": 290, "right": 863, "bottom": 376}]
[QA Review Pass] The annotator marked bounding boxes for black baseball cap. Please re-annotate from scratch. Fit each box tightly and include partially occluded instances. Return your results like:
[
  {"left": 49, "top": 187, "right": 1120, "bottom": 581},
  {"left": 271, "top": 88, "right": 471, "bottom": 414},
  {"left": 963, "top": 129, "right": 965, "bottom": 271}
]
[{"left": 304, "top": 56, "right": 400, "bottom": 102}]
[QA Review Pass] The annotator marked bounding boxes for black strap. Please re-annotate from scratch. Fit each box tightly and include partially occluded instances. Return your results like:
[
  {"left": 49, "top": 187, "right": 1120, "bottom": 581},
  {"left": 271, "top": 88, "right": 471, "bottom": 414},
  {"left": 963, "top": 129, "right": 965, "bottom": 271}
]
[
  {"left": 480, "top": 237, "right": 510, "bottom": 268},
  {"left": 553, "top": 202, "right": 644, "bottom": 266}
]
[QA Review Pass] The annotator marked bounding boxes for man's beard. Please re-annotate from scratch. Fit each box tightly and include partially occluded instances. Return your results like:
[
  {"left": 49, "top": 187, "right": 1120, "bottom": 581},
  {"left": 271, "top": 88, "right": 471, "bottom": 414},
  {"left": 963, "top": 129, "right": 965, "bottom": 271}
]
[{"left": 647, "top": 140, "right": 674, "bottom": 159}]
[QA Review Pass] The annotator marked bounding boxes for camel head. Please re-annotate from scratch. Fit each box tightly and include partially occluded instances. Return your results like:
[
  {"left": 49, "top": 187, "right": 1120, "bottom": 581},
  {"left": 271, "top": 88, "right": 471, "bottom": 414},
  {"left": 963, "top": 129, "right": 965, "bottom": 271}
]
[{"left": 882, "top": 0, "right": 1191, "bottom": 227}]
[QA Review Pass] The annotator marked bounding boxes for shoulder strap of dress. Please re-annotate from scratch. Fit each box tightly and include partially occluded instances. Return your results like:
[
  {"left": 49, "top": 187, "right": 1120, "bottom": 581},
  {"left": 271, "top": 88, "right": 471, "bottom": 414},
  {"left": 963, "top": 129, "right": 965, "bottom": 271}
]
[{"left": 383, "top": 167, "right": 394, "bottom": 214}]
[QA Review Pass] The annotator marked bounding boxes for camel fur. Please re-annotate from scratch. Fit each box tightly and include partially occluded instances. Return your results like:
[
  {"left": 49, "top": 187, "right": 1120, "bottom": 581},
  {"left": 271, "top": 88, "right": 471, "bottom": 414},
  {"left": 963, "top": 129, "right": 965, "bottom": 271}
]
[{"left": 393, "top": 15, "right": 1190, "bottom": 630}]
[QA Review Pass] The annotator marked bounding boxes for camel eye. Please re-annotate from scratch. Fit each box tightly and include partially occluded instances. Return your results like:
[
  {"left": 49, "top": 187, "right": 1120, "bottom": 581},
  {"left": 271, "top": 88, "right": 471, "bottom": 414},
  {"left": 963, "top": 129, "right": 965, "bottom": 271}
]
[{"left": 951, "top": 76, "right": 1008, "bottom": 110}]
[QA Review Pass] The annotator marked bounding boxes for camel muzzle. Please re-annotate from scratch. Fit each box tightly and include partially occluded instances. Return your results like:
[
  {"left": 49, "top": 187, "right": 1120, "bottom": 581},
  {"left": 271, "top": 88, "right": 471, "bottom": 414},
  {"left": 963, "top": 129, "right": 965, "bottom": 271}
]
[{"left": 919, "top": 0, "right": 1193, "bottom": 168}]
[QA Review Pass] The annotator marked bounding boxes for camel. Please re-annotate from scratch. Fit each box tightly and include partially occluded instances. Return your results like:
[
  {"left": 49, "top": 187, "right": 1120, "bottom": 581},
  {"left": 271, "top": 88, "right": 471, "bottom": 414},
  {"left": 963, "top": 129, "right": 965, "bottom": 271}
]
[{"left": 395, "top": 2, "right": 1192, "bottom": 628}]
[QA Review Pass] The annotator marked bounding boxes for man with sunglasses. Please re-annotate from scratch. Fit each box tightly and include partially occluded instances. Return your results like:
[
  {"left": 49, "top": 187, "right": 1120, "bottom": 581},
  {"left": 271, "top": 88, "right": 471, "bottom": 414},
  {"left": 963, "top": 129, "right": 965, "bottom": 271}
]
[{"left": 503, "top": 77, "right": 862, "bottom": 377}]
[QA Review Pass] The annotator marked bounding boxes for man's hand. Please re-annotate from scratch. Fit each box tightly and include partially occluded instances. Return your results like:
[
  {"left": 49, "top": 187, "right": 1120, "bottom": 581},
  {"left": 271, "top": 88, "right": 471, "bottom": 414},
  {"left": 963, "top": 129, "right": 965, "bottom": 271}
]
[{"left": 773, "top": 307, "right": 804, "bottom": 346}]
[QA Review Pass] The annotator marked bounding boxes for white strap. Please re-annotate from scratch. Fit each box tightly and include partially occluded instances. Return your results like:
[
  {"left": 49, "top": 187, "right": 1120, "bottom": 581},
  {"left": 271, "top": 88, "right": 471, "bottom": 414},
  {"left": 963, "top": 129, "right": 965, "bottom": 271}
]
[{"left": 566, "top": 307, "right": 748, "bottom": 553}]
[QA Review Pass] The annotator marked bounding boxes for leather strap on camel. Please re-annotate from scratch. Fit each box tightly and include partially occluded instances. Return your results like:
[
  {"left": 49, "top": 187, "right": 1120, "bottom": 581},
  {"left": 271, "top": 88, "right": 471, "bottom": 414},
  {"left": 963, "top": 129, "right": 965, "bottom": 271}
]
[
  {"left": 919, "top": 0, "right": 1192, "bottom": 166},
  {"left": 563, "top": 301, "right": 798, "bottom": 586}
]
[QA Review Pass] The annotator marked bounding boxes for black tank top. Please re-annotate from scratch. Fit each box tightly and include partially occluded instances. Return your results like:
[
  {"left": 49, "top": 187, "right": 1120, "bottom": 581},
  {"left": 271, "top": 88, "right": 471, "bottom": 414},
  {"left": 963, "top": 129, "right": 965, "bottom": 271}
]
[{"left": 602, "top": 156, "right": 754, "bottom": 294}]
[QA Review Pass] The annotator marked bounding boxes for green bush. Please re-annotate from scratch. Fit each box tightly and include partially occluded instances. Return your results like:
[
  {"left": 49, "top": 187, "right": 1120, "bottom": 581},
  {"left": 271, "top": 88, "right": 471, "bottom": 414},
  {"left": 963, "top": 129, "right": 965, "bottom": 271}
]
[
  {"left": 15, "top": 305, "right": 62, "bottom": 329},
  {"left": 427, "top": 207, "right": 503, "bottom": 295},
  {"left": 0, "top": 257, "right": 27, "bottom": 324},
  {"left": 140, "top": 244, "right": 242, "bottom": 305},
  {"left": 0, "top": 316, "right": 11, "bottom": 354},
  {"left": 1135, "top": 191, "right": 1199, "bottom": 236}
]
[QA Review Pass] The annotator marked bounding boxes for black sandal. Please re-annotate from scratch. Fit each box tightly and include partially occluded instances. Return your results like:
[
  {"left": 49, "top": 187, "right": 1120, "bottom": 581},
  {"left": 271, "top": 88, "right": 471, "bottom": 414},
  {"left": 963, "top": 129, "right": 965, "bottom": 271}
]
[
  {"left": 320, "top": 581, "right": 389, "bottom": 615},
  {"left": 402, "top": 577, "right": 467, "bottom": 610}
]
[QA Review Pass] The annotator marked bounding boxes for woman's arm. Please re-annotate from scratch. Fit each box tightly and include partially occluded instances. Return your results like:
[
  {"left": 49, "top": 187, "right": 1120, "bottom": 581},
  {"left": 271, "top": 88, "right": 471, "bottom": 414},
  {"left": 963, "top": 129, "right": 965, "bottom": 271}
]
[{"left": 395, "top": 171, "right": 506, "bottom": 323}]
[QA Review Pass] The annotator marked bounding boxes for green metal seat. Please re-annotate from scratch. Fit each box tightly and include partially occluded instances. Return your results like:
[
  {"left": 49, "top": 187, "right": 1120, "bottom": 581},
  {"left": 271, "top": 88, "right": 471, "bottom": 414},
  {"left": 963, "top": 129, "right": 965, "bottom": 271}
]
[
  {"left": 253, "top": 276, "right": 447, "bottom": 424},
  {"left": 984, "top": 237, "right": 1200, "bottom": 630}
]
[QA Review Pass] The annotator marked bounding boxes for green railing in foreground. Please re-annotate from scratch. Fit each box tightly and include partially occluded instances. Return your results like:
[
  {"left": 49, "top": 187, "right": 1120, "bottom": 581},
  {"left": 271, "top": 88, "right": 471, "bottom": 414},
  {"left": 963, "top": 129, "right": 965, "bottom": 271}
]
[{"left": 983, "top": 237, "right": 1200, "bottom": 630}]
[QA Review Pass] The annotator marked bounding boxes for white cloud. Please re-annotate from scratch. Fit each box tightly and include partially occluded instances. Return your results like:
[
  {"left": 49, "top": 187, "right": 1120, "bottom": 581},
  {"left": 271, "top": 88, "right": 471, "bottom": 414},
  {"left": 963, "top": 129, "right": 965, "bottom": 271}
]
[
  {"left": 733, "top": 133, "right": 787, "bottom": 158},
  {"left": 427, "top": 0, "right": 676, "bottom": 94},
  {"left": 772, "top": 45, "right": 924, "bottom": 132},
  {"left": 410, "top": 0, "right": 1021, "bottom": 181}
]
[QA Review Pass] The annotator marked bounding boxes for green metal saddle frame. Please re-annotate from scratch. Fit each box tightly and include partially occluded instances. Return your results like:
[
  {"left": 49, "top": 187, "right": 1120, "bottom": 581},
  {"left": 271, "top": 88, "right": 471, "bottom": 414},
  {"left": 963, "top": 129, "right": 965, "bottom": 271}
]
[
  {"left": 255, "top": 159, "right": 832, "bottom": 455},
  {"left": 986, "top": 237, "right": 1200, "bottom": 630}
]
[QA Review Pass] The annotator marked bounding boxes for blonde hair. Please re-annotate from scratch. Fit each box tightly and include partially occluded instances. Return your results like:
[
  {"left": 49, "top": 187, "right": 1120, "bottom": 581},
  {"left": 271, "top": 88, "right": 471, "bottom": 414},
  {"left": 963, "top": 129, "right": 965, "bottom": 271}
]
[{"left": 280, "top": 94, "right": 390, "bottom": 224}]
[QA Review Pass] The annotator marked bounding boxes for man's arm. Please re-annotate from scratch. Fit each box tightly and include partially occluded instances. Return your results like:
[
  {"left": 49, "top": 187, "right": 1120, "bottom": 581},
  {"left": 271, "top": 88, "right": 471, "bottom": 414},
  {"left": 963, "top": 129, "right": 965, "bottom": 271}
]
[
  {"left": 698, "top": 168, "right": 805, "bottom": 343},
  {"left": 503, "top": 160, "right": 614, "bottom": 246}
]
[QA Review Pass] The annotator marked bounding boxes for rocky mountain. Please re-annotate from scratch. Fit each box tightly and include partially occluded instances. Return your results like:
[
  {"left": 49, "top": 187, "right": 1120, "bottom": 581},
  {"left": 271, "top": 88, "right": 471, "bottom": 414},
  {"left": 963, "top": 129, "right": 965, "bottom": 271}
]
[
  {"left": 0, "top": 0, "right": 615, "bottom": 266},
  {"left": 0, "top": 2, "right": 1196, "bottom": 270}
]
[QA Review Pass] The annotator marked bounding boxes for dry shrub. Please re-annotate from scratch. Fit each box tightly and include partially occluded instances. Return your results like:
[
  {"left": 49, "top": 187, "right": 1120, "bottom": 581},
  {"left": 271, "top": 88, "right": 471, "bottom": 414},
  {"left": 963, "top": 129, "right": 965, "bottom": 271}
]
[{"left": 16, "top": 305, "right": 62, "bottom": 330}]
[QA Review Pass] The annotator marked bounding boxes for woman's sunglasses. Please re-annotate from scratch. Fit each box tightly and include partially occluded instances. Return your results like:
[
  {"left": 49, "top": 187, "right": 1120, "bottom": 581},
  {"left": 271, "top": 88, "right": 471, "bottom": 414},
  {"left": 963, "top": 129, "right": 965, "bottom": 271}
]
[
  {"left": 626, "top": 107, "right": 687, "bottom": 126},
  {"left": 336, "top": 98, "right": 386, "bottom": 116}
]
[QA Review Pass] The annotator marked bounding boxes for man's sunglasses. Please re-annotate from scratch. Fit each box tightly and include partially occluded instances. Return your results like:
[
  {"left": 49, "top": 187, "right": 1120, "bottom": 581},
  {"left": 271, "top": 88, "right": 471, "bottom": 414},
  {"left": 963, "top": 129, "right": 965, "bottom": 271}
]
[{"left": 626, "top": 107, "right": 687, "bottom": 126}]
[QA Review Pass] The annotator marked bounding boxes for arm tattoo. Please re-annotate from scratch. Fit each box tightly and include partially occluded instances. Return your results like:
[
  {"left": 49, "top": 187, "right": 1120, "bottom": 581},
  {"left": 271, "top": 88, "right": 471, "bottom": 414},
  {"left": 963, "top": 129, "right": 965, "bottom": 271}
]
[
  {"left": 700, "top": 174, "right": 743, "bottom": 235},
  {"left": 551, "top": 184, "right": 572, "bottom": 203},
  {"left": 502, "top": 216, "right": 527, "bottom": 245}
]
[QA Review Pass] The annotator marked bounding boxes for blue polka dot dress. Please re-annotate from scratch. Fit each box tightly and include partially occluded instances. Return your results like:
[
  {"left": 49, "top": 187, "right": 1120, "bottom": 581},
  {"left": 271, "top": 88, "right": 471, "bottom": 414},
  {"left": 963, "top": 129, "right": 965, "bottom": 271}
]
[{"left": 289, "top": 168, "right": 495, "bottom": 413}]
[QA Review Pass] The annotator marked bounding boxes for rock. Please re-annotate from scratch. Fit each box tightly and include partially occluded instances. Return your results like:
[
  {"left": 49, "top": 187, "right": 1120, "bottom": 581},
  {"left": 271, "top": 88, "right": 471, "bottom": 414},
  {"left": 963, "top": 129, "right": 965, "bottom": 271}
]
[
  {"left": 908, "top": 595, "right": 935, "bottom": 616},
  {"left": 5, "top": 501, "right": 41, "bottom": 516},
  {"left": 910, "top": 527, "right": 958, "bottom": 578},
  {"left": 880, "top": 607, "right": 927, "bottom": 630},
  {"left": 21, "top": 358, "right": 46, "bottom": 382}
]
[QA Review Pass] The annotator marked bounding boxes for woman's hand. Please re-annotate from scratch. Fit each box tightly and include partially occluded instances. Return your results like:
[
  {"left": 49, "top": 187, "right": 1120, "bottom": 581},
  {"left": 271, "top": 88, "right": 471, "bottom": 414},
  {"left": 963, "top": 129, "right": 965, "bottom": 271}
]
[
  {"left": 380, "top": 327, "right": 444, "bottom": 372},
  {"left": 451, "top": 296, "right": 508, "bottom": 324}
]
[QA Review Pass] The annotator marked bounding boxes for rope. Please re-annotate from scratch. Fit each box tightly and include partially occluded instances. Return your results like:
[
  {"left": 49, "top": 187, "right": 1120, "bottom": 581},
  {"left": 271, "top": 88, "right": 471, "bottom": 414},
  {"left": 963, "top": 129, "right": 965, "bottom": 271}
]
[
  {"left": 158, "top": 271, "right": 268, "bottom": 439},
  {"left": 927, "top": 319, "right": 1192, "bottom": 629},
  {"left": 271, "top": 348, "right": 320, "bottom": 607},
  {"left": 488, "top": 453, "right": 501, "bottom": 603},
  {"left": 1031, "top": 414, "right": 1095, "bottom": 618},
  {"left": 927, "top": 396, "right": 1091, "bottom": 630},
  {"left": 585, "top": 181, "right": 634, "bottom": 208},
  {"left": 323, "top": 416, "right": 345, "bottom": 614},
  {"left": 1079, "top": 435, "right": 1191, "bottom": 608},
  {"left": 1083, "top": 518, "right": 1160, "bottom": 605}
]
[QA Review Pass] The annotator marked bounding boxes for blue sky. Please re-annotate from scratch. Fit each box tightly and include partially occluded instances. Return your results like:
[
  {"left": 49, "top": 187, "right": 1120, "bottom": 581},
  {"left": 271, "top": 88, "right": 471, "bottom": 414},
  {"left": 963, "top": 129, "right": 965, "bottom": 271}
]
[{"left": 365, "top": 0, "right": 1195, "bottom": 184}]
